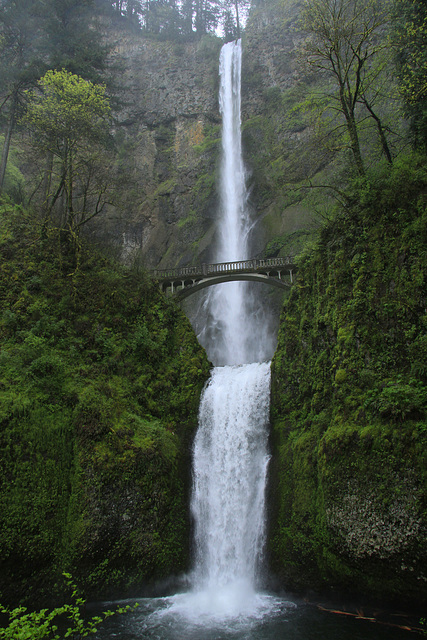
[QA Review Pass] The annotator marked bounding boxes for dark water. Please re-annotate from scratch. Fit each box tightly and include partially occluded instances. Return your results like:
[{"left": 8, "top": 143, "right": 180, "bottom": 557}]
[{"left": 90, "top": 592, "right": 418, "bottom": 640}]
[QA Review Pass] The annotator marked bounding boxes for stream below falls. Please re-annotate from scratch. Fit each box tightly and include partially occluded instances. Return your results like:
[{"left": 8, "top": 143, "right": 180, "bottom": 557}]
[{"left": 90, "top": 594, "right": 415, "bottom": 639}]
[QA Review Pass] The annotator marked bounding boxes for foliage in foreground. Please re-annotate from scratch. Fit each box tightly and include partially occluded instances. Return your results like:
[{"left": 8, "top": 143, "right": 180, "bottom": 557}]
[{"left": 0, "top": 574, "right": 137, "bottom": 640}]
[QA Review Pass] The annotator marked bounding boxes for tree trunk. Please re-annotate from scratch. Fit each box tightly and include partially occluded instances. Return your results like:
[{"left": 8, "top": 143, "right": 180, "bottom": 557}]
[
  {"left": 67, "top": 146, "right": 74, "bottom": 228},
  {"left": 235, "top": 0, "right": 240, "bottom": 39},
  {"left": 348, "top": 116, "right": 365, "bottom": 176},
  {"left": 363, "top": 100, "right": 393, "bottom": 164},
  {"left": 339, "top": 85, "right": 365, "bottom": 175},
  {"left": 0, "top": 93, "right": 18, "bottom": 194},
  {"left": 42, "top": 151, "right": 54, "bottom": 211},
  {"left": 41, "top": 158, "right": 65, "bottom": 239}
]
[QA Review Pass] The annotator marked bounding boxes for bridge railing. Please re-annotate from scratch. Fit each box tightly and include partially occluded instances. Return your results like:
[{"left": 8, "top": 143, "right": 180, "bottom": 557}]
[{"left": 152, "top": 256, "right": 295, "bottom": 280}]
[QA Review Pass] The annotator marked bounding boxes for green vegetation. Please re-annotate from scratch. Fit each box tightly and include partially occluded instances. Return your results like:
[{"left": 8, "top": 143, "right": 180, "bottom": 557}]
[
  {"left": 1, "top": 0, "right": 427, "bottom": 615},
  {"left": 269, "top": 152, "right": 427, "bottom": 606},
  {"left": 299, "top": 0, "right": 394, "bottom": 174},
  {"left": 0, "top": 574, "right": 138, "bottom": 639},
  {"left": 393, "top": 0, "right": 427, "bottom": 148},
  {"left": 106, "top": 0, "right": 248, "bottom": 41},
  {"left": 0, "top": 0, "right": 110, "bottom": 197},
  {"left": 22, "top": 70, "right": 112, "bottom": 244},
  {"left": 0, "top": 202, "right": 210, "bottom": 605}
]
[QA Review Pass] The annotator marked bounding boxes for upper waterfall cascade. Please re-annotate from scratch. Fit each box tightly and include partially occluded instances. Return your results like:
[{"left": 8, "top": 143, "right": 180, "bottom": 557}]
[{"left": 197, "top": 40, "right": 276, "bottom": 366}]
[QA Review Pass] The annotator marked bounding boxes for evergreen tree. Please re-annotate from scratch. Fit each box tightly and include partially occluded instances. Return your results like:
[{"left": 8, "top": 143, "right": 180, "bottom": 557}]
[
  {"left": 42, "top": 0, "right": 110, "bottom": 82},
  {"left": 0, "top": 0, "right": 46, "bottom": 193}
]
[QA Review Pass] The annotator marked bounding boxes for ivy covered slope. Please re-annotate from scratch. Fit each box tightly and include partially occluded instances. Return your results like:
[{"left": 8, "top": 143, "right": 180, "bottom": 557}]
[
  {"left": 0, "top": 203, "right": 210, "bottom": 606},
  {"left": 269, "top": 155, "right": 427, "bottom": 608}
]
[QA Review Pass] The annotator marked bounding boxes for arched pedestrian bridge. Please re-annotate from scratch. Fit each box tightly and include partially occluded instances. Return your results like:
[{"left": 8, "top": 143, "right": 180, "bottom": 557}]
[{"left": 151, "top": 257, "right": 296, "bottom": 300}]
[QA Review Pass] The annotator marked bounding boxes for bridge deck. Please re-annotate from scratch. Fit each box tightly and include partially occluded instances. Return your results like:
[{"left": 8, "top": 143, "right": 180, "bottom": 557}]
[
  {"left": 152, "top": 257, "right": 295, "bottom": 281},
  {"left": 151, "top": 257, "right": 296, "bottom": 298}
]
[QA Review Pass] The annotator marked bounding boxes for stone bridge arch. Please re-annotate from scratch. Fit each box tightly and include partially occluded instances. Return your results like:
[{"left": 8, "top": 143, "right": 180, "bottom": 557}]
[{"left": 151, "top": 257, "right": 296, "bottom": 300}]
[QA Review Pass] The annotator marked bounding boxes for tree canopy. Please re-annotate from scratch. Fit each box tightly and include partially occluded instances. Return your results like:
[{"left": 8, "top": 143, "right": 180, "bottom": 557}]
[
  {"left": 103, "top": 0, "right": 249, "bottom": 39},
  {"left": 24, "top": 69, "right": 111, "bottom": 148},
  {"left": 300, "top": 0, "right": 393, "bottom": 175},
  {"left": 0, "top": 0, "right": 110, "bottom": 195},
  {"left": 22, "top": 69, "right": 113, "bottom": 242}
]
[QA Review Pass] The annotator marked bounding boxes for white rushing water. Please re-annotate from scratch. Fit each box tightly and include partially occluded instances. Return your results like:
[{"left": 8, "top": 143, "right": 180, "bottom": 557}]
[
  {"left": 198, "top": 40, "right": 274, "bottom": 366},
  {"left": 177, "top": 40, "right": 274, "bottom": 621},
  {"left": 153, "top": 40, "right": 278, "bottom": 628},
  {"left": 191, "top": 363, "right": 270, "bottom": 595}
]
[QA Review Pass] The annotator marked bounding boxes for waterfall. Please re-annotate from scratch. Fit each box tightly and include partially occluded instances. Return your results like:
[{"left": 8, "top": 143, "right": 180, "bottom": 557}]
[
  {"left": 191, "top": 363, "right": 270, "bottom": 599},
  {"left": 186, "top": 40, "right": 272, "bottom": 616},
  {"left": 197, "top": 40, "right": 275, "bottom": 366},
  {"left": 94, "top": 39, "right": 301, "bottom": 640}
]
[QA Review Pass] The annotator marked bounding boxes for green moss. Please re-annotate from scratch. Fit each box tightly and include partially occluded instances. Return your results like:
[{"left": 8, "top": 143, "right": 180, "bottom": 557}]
[
  {"left": 194, "top": 123, "right": 221, "bottom": 154},
  {"left": 193, "top": 172, "right": 216, "bottom": 205},
  {"left": 153, "top": 178, "right": 177, "bottom": 197},
  {"left": 269, "top": 153, "right": 427, "bottom": 607},
  {"left": 177, "top": 210, "right": 197, "bottom": 228},
  {"left": 0, "top": 202, "right": 210, "bottom": 606},
  {"left": 334, "top": 369, "right": 347, "bottom": 384}
]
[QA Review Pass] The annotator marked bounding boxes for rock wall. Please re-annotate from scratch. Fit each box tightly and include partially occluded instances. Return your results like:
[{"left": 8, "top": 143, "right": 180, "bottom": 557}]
[
  {"left": 242, "top": 0, "right": 318, "bottom": 260},
  {"left": 97, "top": 2, "right": 316, "bottom": 270},
  {"left": 269, "top": 157, "right": 427, "bottom": 608},
  {"left": 100, "top": 30, "right": 223, "bottom": 268}
]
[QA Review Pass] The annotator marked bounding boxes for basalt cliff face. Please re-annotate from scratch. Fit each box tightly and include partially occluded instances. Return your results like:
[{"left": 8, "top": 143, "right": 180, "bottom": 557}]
[
  {"left": 102, "top": 31, "right": 222, "bottom": 268},
  {"left": 101, "top": 0, "right": 312, "bottom": 269}
]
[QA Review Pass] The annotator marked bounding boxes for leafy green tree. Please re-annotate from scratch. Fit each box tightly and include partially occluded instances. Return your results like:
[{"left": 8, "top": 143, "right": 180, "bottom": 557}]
[
  {"left": 0, "top": 0, "right": 111, "bottom": 198},
  {"left": 300, "top": 0, "right": 393, "bottom": 175},
  {"left": 22, "top": 69, "right": 112, "bottom": 243}
]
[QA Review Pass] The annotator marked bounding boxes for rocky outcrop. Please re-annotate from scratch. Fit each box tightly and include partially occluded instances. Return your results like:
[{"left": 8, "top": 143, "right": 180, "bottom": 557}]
[
  {"left": 98, "top": 30, "right": 223, "bottom": 268},
  {"left": 242, "top": 0, "right": 304, "bottom": 114},
  {"left": 269, "top": 159, "right": 427, "bottom": 608},
  {"left": 241, "top": 0, "right": 318, "bottom": 260}
]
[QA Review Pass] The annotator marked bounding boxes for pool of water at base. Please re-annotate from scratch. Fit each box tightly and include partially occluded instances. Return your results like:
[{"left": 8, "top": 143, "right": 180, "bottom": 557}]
[{"left": 90, "top": 591, "right": 418, "bottom": 640}]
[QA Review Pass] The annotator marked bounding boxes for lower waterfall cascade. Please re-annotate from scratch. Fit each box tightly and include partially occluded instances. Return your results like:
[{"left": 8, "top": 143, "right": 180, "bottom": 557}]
[{"left": 191, "top": 363, "right": 271, "bottom": 603}]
